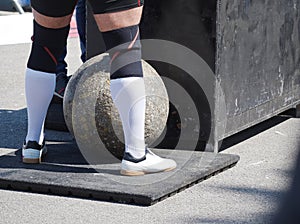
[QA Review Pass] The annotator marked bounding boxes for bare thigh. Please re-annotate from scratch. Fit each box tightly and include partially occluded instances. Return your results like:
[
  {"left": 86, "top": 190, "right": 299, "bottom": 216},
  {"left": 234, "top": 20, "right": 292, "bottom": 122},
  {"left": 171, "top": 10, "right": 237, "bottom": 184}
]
[
  {"left": 31, "top": 0, "right": 77, "bottom": 28},
  {"left": 32, "top": 9, "right": 73, "bottom": 29},
  {"left": 94, "top": 6, "right": 143, "bottom": 32}
]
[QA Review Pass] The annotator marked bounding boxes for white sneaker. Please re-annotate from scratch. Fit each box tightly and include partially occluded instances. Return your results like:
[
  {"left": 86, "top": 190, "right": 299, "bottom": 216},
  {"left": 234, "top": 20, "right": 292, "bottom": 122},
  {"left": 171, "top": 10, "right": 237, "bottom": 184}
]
[
  {"left": 121, "top": 148, "right": 177, "bottom": 176},
  {"left": 22, "top": 140, "right": 47, "bottom": 164}
]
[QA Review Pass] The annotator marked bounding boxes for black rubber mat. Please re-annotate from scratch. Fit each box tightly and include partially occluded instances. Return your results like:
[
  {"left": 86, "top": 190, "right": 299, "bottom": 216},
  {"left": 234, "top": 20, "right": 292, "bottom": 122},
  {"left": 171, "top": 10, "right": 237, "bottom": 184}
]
[{"left": 0, "top": 142, "right": 239, "bottom": 206}]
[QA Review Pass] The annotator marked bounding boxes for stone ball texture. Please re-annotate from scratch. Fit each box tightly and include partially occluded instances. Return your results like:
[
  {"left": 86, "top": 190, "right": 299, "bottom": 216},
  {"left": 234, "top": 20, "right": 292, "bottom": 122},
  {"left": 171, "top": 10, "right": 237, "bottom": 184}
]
[{"left": 63, "top": 53, "right": 169, "bottom": 159}]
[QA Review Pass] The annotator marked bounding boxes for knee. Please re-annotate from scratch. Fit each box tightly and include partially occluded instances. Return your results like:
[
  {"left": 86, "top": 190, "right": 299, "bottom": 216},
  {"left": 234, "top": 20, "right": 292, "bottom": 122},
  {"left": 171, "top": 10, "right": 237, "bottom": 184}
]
[
  {"left": 102, "top": 25, "right": 143, "bottom": 79},
  {"left": 27, "top": 21, "right": 70, "bottom": 73}
]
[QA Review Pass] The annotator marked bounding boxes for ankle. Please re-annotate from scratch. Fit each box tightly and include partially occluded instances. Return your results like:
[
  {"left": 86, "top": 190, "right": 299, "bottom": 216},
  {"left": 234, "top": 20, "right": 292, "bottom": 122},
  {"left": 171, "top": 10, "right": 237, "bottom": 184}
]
[{"left": 125, "top": 145, "right": 146, "bottom": 159}]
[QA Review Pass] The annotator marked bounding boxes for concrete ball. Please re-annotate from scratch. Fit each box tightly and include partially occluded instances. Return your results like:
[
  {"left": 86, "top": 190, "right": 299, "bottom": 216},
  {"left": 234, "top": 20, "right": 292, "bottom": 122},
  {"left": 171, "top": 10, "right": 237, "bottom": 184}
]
[{"left": 63, "top": 53, "right": 169, "bottom": 159}]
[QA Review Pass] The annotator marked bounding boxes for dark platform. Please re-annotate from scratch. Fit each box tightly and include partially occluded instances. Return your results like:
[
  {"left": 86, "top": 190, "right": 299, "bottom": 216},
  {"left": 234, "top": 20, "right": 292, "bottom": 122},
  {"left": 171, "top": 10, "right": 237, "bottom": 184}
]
[{"left": 0, "top": 143, "right": 239, "bottom": 206}]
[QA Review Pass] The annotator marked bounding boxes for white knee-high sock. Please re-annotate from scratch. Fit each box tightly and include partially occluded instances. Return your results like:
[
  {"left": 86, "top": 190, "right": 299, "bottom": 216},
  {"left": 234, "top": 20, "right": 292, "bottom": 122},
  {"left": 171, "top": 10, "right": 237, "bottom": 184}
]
[
  {"left": 25, "top": 68, "right": 55, "bottom": 144},
  {"left": 110, "top": 77, "right": 146, "bottom": 159}
]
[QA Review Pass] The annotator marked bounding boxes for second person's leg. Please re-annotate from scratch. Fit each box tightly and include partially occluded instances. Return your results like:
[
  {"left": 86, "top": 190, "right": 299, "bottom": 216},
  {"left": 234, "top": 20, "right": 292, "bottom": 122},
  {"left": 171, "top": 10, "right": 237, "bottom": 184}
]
[{"left": 76, "top": 0, "right": 87, "bottom": 62}]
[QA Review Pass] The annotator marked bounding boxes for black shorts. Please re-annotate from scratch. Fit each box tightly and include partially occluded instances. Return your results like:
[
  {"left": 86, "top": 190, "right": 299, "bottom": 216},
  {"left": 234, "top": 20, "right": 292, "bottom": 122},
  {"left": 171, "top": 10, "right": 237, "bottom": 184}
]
[{"left": 31, "top": 0, "right": 144, "bottom": 17}]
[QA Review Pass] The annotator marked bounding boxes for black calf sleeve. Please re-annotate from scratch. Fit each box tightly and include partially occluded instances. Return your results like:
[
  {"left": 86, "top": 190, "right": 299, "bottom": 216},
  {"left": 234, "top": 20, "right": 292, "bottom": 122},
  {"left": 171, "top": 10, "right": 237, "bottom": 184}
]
[
  {"left": 102, "top": 25, "right": 143, "bottom": 79},
  {"left": 27, "top": 21, "right": 70, "bottom": 73}
]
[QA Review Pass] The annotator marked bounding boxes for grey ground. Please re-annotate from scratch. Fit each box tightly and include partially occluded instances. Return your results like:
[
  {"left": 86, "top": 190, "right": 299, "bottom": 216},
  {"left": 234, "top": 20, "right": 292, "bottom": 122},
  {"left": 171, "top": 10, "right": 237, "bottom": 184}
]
[{"left": 0, "top": 40, "right": 300, "bottom": 224}]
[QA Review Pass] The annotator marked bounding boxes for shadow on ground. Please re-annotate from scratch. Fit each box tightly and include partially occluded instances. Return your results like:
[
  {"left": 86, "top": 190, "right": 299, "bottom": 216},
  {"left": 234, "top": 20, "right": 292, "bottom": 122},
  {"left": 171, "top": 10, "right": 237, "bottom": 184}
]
[
  {"left": 220, "top": 113, "right": 293, "bottom": 151},
  {"left": 0, "top": 108, "right": 103, "bottom": 174},
  {"left": 0, "top": 108, "right": 27, "bottom": 149}
]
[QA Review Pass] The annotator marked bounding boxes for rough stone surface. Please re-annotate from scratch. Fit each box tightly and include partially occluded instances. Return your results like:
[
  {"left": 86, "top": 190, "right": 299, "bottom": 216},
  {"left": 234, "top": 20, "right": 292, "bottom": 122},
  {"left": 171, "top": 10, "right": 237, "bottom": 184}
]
[{"left": 63, "top": 54, "right": 169, "bottom": 159}]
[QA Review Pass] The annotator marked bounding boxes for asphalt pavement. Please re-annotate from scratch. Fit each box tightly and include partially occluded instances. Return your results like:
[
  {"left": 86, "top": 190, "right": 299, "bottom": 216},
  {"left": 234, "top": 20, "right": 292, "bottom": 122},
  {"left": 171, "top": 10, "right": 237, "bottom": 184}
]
[{"left": 0, "top": 12, "right": 300, "bottom": 224}]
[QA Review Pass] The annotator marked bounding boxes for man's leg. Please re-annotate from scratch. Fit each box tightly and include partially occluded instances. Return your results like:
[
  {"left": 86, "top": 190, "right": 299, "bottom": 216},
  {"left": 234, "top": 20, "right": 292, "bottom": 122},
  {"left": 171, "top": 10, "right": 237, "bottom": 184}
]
[
  {"left": 23, "top": 0, "right": 77, "bottom": 163},
  {"left": 54, "top": 0, "right": 86, "bottom": 100},
  {"left": 95, "top": 6, "right": 147, "bottom": 160},
  {"left": 88, "top": 0, "right": 176, "bottom": 175},
  {"left": 56, "top": 47, "right": 68, "bottom": 75},
  {"left": 76, "top": 0, "right": 86, "bottom": 63},
  {"left": 54, "top": 46, "right": 69, "bottom": 100}
]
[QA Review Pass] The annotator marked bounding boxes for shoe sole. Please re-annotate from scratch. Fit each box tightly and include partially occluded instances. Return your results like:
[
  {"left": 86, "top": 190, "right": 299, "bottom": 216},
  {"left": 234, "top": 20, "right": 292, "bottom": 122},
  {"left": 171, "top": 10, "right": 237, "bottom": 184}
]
[
  {"left": 22, "top": 147, "right": 47, "bottom": 164},
  {"left": 120, "top": 166, "right": 176, "bottom": 176},
  {"left": 22, "top": 157, "right": 41, "bottom": 164}
]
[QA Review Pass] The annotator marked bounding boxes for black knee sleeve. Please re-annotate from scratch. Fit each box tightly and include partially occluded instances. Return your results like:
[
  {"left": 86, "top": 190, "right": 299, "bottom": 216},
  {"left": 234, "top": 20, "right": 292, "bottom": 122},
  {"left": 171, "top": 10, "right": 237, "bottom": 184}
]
[
  {"left": 27, "top": 21, "right": 70, "bottom": 73},
  {"left": 102, "top": 25, "right": 143, "bottom": 79},
  {"left": 89, "top": 0, "right": 144, "bottom": 14}
]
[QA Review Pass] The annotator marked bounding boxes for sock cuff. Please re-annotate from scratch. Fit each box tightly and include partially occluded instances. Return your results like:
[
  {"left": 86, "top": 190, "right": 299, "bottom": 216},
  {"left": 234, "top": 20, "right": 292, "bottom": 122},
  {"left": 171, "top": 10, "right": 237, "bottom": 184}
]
[
  {"left": 26, "top": 68, "right": 56, "bottom": 78},
  {"left": 110, "top": 77, "right": 145, "bottom": 101}
]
